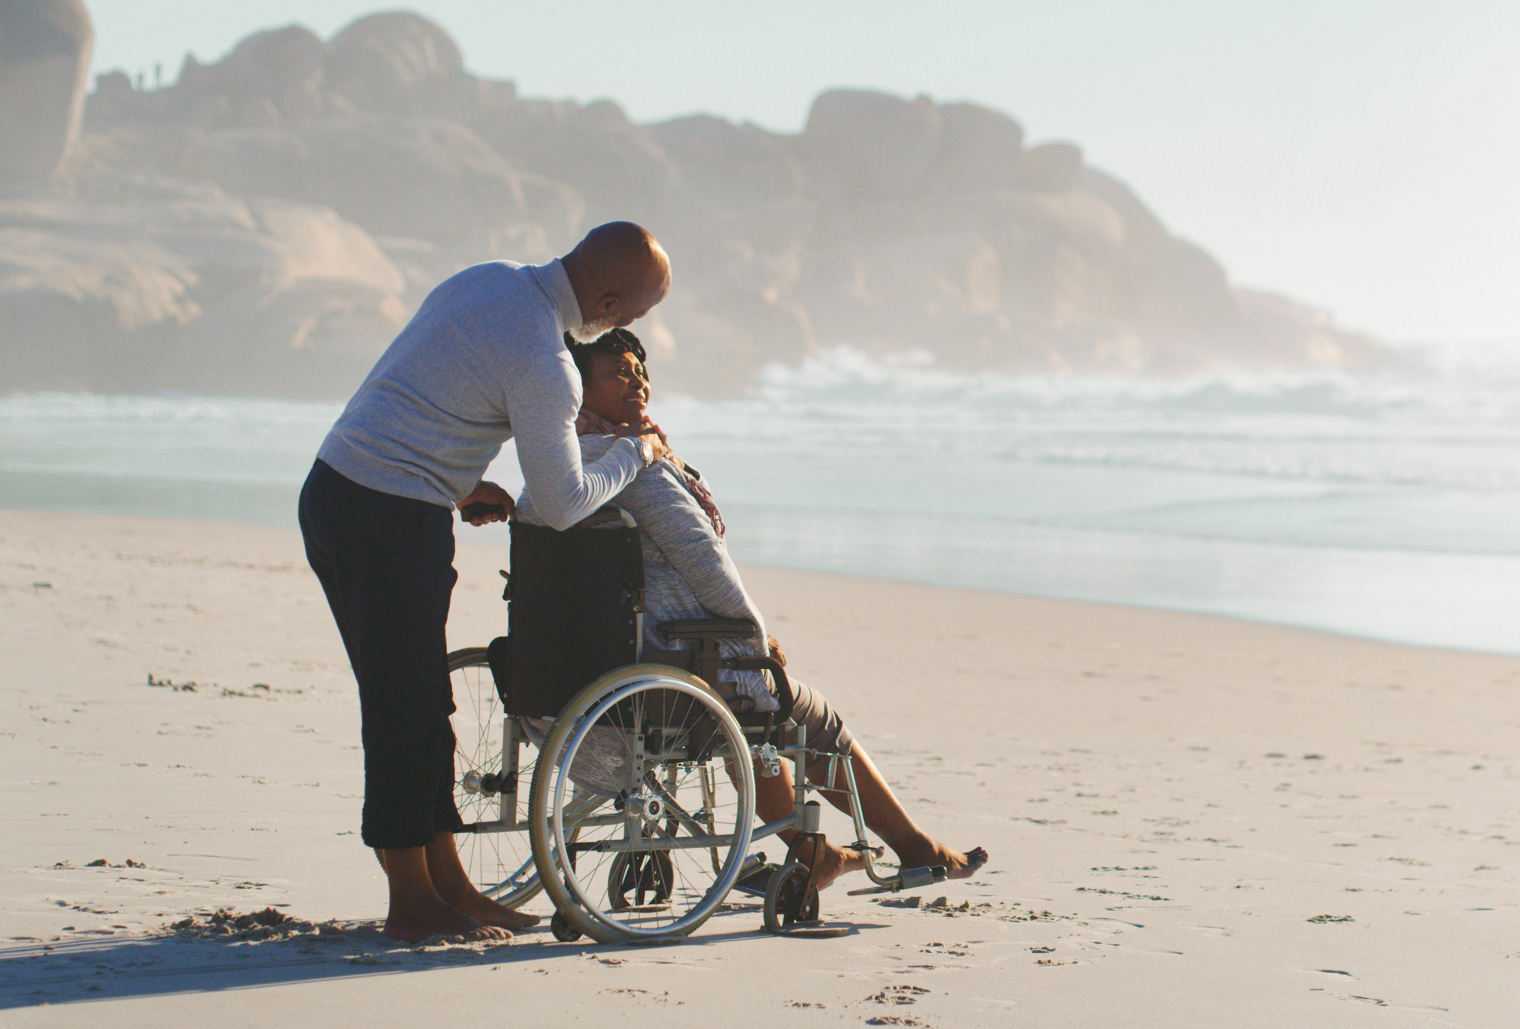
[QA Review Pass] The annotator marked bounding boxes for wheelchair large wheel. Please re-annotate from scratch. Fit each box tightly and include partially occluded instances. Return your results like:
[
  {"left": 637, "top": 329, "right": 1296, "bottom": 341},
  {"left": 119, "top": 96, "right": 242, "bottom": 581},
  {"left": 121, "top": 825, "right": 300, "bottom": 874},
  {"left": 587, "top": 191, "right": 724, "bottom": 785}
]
[
  {"left": 448, "top": 647, "right": 543, "bottom": 908},
  {"left": 530, "top": 664, "right": 756, "bottom": 944}
]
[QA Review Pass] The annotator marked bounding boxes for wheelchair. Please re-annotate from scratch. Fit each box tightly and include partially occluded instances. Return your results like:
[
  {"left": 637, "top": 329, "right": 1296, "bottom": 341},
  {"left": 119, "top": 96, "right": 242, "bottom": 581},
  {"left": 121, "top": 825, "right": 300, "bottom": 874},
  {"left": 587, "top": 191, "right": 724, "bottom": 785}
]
[{"left": 448, "top": 507, "right": 947, "bottom": 943}]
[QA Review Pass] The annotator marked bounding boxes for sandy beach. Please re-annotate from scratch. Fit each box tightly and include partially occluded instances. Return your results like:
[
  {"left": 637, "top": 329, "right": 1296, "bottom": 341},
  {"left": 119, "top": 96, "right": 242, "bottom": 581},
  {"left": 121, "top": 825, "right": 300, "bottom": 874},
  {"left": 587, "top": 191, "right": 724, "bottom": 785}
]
[{"left": 2, "top": 507, "right": 1516, "bottom": 1027}]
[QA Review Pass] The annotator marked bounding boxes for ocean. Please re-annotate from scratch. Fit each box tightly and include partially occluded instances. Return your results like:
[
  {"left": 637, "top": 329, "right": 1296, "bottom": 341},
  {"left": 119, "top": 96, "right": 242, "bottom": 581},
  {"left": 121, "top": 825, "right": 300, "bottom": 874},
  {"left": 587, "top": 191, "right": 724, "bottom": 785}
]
[{"left": 4, "top": 343, "right": 1517, "bottom": 656}]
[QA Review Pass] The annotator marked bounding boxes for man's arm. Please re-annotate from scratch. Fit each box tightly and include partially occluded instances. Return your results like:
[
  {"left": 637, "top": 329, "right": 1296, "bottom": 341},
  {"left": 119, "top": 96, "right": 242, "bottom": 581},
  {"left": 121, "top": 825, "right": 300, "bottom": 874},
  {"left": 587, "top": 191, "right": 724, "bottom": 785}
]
[{"left": 505, "top": 352, "right": 646, "bottom": 530}]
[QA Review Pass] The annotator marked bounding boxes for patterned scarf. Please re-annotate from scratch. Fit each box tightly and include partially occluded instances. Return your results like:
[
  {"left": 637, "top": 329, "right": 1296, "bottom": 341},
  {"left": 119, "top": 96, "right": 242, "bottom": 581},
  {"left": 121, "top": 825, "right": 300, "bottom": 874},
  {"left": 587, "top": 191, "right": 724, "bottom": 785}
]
[{"left": 575, "top": 408, "right": 727, "bottom": 538}]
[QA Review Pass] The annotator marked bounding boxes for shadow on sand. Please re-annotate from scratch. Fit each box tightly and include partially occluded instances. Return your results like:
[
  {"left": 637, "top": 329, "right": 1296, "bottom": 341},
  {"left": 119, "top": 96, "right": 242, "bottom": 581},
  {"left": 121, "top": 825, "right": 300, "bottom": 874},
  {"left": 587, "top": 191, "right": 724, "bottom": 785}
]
[{"left": 2, "top": 907, "right": 874, "bottom": 1008}]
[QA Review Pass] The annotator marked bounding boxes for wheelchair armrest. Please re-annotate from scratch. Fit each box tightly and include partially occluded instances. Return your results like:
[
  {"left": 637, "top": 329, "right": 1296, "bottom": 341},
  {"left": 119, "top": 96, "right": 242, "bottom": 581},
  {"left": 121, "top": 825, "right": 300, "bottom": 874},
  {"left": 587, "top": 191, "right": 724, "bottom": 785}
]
[
  {"left": 657, "top": 617, "right": 758, "bottom": 642},
  {"left": 722, "top": 655, "right": 795, "bottom": 725}
]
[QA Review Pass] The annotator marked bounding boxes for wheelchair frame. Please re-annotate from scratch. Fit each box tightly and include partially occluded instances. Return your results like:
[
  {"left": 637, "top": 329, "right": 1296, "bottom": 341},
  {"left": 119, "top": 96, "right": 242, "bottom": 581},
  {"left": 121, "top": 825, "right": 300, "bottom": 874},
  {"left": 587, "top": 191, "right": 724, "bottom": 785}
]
[{"left": 451, "top": 507, "right": 946, "bottom": 942}]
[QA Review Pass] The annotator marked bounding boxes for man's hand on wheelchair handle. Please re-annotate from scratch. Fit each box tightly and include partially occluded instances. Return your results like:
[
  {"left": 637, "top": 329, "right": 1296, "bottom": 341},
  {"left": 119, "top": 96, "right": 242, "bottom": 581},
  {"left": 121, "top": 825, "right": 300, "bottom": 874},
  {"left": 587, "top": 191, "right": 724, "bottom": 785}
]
[
  {"left": 767, "top": 635, "right": 787, "bottom": 667},
  {"left": 459, "top": 480, "right": 515, "bottom": 525}
]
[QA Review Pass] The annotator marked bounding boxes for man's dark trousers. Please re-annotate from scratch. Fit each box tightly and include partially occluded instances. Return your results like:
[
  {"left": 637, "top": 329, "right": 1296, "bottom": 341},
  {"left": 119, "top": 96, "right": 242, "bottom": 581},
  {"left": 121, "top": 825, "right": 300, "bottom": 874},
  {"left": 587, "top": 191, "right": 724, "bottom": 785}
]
[{"left": 298, "top": 459, "right": 465, "bottom": 849}]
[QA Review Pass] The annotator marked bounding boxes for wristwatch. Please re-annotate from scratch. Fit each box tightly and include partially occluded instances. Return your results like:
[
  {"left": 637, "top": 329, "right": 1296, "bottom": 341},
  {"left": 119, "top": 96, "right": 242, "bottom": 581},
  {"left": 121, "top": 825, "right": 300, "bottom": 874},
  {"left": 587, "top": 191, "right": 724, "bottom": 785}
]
[{"left": 627, "top": 435, "right": 654, "bottom": 467}]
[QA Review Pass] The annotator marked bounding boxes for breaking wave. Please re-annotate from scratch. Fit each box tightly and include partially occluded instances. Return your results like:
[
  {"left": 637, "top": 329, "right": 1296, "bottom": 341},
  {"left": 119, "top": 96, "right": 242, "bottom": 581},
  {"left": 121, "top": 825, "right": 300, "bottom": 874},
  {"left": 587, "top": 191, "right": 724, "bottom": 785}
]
[{"left": 660, "top": 343, "right": 1520, "bottom": 494}]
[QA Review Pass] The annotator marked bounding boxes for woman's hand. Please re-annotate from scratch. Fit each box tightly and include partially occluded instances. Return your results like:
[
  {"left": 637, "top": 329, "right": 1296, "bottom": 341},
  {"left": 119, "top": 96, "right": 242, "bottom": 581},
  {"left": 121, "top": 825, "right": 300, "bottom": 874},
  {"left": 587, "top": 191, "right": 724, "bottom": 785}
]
[
  {"left": 767, "top": 635, "right": 787, "bottom": 667},
  {"left": 458, "top": 481, "right": 515, "bottom": 525}
]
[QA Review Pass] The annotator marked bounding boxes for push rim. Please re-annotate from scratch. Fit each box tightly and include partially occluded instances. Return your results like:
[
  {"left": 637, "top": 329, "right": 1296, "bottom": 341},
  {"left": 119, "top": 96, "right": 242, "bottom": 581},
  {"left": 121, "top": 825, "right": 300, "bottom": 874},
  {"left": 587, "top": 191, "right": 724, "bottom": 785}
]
[{"left": 533, "top": 667, "right": 755, "bottom": 942}]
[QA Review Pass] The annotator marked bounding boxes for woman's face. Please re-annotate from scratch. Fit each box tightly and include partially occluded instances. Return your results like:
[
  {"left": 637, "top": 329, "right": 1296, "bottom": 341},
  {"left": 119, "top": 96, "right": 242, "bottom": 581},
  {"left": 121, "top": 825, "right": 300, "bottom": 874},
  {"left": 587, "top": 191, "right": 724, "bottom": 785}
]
[{"left": 583, "top": 350, "right": 650, "bottom": 425}]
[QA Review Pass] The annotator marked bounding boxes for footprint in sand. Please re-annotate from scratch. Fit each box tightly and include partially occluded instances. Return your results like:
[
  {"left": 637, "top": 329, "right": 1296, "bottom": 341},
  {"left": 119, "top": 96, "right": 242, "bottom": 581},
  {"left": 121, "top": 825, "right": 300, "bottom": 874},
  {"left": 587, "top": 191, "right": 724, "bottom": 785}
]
[{"left": 866, "top": 984, "right": 931, "bottom": 1006}]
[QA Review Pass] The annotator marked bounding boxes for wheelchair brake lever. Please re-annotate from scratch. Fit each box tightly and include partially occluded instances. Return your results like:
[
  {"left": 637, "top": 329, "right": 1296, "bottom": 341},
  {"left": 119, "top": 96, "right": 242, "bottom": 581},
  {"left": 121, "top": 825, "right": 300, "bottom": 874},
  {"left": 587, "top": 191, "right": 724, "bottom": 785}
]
[{"left": 754, "top": 742, "right": 782, "bottom": 778}]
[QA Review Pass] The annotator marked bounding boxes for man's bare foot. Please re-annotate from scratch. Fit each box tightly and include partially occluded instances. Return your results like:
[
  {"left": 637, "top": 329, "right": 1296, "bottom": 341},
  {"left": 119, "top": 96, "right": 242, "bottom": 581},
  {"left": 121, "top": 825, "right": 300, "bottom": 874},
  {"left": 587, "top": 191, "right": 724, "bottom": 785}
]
[
  {"left": 441, "top": 886, "right": 542, "bottom": 931},
  {"left": 417, "top": 835, "right": 541, "bottom": 931},
  {"left": 896, "top": 843, "right": 988, "bottom": 880},
  {"left": 383, "top": 895, "right": 512, "bottom": 943}
]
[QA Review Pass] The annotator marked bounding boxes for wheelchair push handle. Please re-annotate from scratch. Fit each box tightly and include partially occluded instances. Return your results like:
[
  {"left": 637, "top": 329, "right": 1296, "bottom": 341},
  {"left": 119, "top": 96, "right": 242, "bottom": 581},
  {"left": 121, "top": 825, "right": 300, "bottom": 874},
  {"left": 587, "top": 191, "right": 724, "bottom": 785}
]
[{"left": 460, "top": 502, "right": 510, "bottom": 522}]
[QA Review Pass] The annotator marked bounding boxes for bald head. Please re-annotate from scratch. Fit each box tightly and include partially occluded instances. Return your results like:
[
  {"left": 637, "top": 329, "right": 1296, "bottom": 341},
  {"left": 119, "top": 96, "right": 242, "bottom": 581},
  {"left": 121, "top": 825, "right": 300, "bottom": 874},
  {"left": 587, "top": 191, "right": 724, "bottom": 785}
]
[{"left": 561, "top": 221, "right": 671, "bottom": 340}]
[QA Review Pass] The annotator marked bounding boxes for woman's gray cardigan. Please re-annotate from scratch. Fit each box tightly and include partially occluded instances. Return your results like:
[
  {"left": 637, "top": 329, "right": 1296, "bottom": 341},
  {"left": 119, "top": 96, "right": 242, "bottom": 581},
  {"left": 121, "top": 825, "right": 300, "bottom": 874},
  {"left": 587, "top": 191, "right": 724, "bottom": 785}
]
[{"left": 514, "top": 434, "right": 776, "bottom": 711}]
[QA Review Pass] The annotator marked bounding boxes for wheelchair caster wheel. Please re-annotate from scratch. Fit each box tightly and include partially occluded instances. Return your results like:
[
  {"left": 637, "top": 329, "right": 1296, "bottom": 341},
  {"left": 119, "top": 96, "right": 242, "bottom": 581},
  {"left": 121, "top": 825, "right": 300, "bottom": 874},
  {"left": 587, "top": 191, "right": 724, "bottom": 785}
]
[
  {"left": 763, "top": 860, "right": 819, "bottom": 933},
  {"left": 550, "top": 911, "right": 583, "bottom": 943}
]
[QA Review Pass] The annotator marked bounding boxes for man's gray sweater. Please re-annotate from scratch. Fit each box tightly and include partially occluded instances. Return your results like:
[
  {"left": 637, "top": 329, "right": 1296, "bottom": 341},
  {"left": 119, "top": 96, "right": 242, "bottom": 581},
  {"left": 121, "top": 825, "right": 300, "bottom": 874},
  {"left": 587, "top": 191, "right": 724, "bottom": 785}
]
[{"left": 317, "top": 259, "right": 643, "bottom": 529}]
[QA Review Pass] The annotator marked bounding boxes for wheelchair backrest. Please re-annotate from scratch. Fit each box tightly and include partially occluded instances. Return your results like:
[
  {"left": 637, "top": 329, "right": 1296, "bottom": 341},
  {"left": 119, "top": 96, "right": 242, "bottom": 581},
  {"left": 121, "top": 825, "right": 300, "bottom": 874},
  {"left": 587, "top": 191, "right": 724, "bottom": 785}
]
[{"left": 488, "top": 507, "right": 645, "bottom": 717}]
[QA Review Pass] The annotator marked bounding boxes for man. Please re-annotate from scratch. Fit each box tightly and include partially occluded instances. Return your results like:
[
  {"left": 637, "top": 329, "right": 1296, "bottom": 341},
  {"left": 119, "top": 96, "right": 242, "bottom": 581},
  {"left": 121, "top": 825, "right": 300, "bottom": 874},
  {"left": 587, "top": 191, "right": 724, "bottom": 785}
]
[{"left": 298, "top": 222, "right": 674, "bottom": 942}]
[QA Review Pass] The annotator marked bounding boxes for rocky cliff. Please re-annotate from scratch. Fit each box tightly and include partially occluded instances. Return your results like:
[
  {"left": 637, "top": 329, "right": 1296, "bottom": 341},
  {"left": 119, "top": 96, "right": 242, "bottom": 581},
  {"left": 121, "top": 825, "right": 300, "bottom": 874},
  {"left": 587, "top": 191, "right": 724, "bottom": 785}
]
[{"left": 1, "top": 7, "right": 1377, "bottom": 398}]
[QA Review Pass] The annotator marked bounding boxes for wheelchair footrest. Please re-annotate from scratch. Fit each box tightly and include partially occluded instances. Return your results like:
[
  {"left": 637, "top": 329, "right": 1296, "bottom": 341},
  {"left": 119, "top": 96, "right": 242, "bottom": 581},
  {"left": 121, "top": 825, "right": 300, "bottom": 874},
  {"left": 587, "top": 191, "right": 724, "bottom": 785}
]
[
  {"left": 902, "top": 865, "right": 950, "bottom": 889},
  {"left": 845, "top": 865, "right": 949, "bottom": 896}
]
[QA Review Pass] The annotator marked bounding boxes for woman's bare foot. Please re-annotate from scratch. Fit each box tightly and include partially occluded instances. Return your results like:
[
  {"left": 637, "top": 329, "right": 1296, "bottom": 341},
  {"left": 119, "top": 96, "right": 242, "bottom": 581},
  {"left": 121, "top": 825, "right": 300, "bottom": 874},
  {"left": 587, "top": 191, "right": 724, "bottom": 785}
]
[
  {"left": 382, "top": 894, "right": 512, "bottom": 943},
  {"left": 808, "top": 841, "right": 884, "bottom": 890},
  {"left": 896, "top": 842, "right": 989, "bottom": 880}
]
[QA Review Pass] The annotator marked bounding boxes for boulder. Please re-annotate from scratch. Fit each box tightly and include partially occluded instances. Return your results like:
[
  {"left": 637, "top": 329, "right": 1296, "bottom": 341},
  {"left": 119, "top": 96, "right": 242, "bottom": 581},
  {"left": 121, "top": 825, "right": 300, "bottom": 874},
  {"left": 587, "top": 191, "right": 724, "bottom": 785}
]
[
  {"left": 796, "top": 215, "right": 1033, "bottom": 365},
  {"left": 923, "top": 102, "right": 1024, "bottom": 194},
  {"left": 647, "top": 114, "right": 802, "bottom": 208},
  {"left": 215, "top": 24, "right": 329, "bottom": 122},
  {"left": 0, "top": 230, "right": 199, "bottom": 390},
  {"left": 1012, "top": 142, "right": 1083, "bottom": 192},
  {"left": 1137, "top": 236, "right": 1238, "bottom": 336},
  {"left": 0, "top": 0, "right": 93, "bottom": 181},
  {"left": 1079, "top": 167, "right": 1169, "bottom": 251},
  {"left": 474, "top": 99, "right": 678, "bottom": 225},
  {"left": 802, "top": 89, "right": 943, "bottom": 199},
  {"left": 327, "top": 11, "right": 464, "bottom": 115},
  {"left": 178, "top": 127, "right": 312, "bottom": 200},
  {"left": 1223, "top": 288, "right": 1379, "bottom": 370},
  {"left": 179, "top": 117, "right": 529, "bottom": 244},
  {"left": 509, "top": 171, "right": 585, "bottom": 254},
  {"left": 216, "top": 25, "right": 328, "bottom": 109},
  {"left": 1000, "top": 189, "right": 1127, "bottom": 257},
  {"left": 0, "top": 177, "right": 408, "bottom": 396}
]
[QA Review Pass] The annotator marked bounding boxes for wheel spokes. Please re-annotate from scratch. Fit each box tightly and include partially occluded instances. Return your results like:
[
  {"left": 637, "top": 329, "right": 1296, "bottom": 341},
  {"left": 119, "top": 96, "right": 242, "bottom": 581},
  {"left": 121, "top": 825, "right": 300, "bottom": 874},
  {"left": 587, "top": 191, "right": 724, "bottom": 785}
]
[{"left": 541, "top": 676, "right": 754, "bottom": 939}]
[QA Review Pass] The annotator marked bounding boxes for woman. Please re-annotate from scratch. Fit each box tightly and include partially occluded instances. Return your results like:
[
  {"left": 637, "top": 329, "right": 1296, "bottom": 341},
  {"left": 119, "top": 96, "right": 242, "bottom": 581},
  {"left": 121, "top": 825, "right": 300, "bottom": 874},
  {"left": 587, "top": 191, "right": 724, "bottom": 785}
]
[{"left": 517, "top": 329, "right": 986, "bottom": 888}]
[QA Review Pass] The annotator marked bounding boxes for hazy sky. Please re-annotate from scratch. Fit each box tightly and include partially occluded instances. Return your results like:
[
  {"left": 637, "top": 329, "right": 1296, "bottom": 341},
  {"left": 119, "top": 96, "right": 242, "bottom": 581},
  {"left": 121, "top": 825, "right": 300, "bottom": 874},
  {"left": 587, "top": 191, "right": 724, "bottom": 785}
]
[{"left": 86, "top": 1, "right": 1520, "bottom": 344}]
